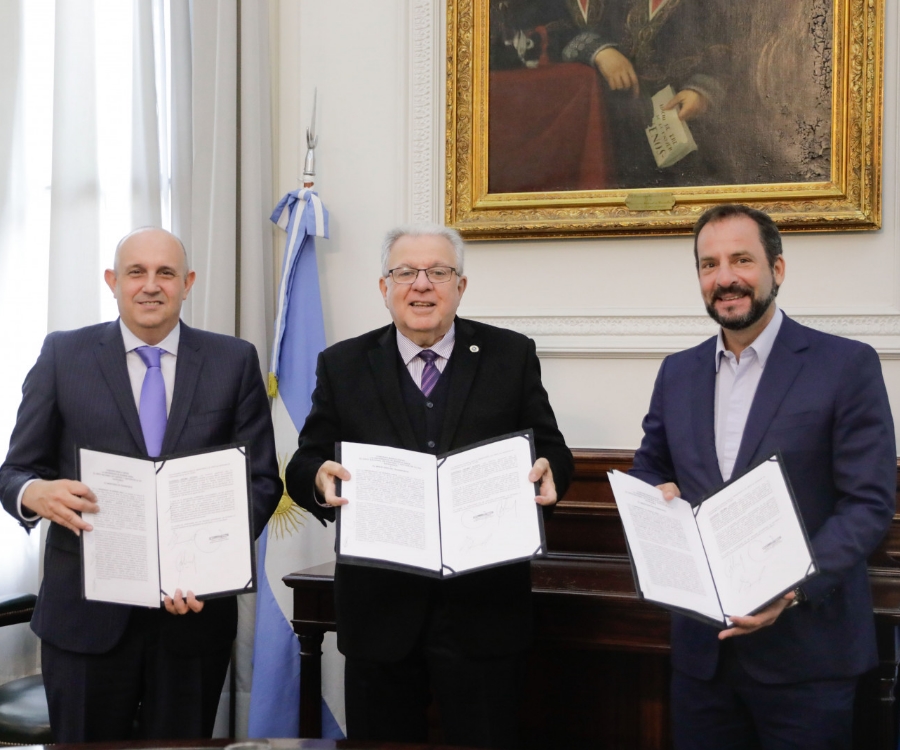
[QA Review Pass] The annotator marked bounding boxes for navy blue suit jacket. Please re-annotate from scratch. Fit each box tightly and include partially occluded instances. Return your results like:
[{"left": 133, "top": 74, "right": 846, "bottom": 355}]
[
  {"left": 0, "top": 321, "right": 282, "bottom": 656},
  {"left": 631, "top": 314, "right": 895, "bottom": 683}
]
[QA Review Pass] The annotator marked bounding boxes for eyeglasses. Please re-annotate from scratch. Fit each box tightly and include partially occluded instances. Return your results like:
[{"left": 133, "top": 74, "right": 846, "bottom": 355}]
[{"left": 386, "top": 266, "right": 458, "bottom": 284}]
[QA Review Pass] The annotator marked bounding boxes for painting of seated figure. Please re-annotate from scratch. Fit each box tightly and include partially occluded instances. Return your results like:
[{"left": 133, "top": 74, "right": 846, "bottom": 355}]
[{"left": 486, "top": 0, "right": 834, "bottom": 195}]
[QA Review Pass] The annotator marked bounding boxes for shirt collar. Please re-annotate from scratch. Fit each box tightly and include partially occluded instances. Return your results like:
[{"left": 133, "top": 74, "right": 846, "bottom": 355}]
[
  {"left": 396, "top": 322, "right": 456, "bottom": 366},
  {"left": 714, "top": 307, "right": 783, "bottom": 372},
  {"left": 119, "top": 319, "right": 181, "bottom": 356}
]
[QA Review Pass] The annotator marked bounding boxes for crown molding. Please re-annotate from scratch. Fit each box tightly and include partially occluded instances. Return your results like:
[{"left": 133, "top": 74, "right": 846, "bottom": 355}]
[
  {"left": 467, "top": 314, "right": 900, "bottom": 359},
  {"left": 408, "top": 0, "right": 440, "bottom": 223}
]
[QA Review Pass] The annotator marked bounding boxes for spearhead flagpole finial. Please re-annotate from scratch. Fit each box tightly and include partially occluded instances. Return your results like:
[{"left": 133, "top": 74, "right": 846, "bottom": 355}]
[{"left": 302, "top": 88, "right": 318, "bottom": 188}]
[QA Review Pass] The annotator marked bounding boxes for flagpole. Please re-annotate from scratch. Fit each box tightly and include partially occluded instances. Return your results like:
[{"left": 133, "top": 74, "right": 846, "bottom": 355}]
[
  {"left": 302, "top": 88, "right": 317, "bottom": 189},
  {"left": 249, "top": 87, "right": 342, "bottom": 740}
]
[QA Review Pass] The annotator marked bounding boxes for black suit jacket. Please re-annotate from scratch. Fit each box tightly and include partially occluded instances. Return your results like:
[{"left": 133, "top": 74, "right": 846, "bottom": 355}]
[
  {"left": 0, "top": 321, "right": 282, "bottom": 656},
  {"left": 285, "top": 318, "right": 574, "bottom": 661}
]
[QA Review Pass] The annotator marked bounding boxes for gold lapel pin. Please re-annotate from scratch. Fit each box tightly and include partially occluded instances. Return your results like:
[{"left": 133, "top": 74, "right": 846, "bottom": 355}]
[{"left": 470, "top": 345, "right": 479, "bottom": 353}]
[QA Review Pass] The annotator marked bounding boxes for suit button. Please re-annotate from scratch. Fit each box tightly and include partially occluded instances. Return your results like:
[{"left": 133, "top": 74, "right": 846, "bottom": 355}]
[
  {"left": 426, "top": 401, "right": 434, "bottom": 409},
  {"left": 427, "top": 440, "right": 435, "bottom": 448}
]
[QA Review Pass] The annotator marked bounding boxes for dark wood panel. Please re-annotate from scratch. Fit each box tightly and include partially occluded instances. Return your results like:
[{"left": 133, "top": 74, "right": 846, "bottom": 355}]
[
  {"left": 522, "top": 649, "right": 670, "bottom": 750},
  {"left": 522, "top": 449, "right": 900, "bottom": 749},
  {"left": 547, "top": 449, "right": 900, "bottom": 618}
]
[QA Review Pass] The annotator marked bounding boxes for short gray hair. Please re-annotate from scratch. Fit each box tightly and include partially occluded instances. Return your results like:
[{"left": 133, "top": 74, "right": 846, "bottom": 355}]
[{"left": 380, "top": 223, "right": 465, "bottom": 277}]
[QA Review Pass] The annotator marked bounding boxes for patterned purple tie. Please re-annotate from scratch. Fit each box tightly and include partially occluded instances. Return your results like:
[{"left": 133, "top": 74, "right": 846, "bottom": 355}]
[
  {"left": 135, "top": 346, "right": 167, "bottom": 457},
  {"left": 418, "top": 350, "right": 440, "bottom": 397}
]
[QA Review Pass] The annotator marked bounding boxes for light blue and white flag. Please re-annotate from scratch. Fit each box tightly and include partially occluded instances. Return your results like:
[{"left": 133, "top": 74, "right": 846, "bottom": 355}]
[{"left": 248, "top": 189, "right": 345, "bottom": 739}]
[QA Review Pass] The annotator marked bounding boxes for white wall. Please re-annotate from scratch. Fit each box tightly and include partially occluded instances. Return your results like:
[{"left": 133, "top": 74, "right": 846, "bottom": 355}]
[{"left": 271, "top": 0, "right": 900, "bottom": 452}]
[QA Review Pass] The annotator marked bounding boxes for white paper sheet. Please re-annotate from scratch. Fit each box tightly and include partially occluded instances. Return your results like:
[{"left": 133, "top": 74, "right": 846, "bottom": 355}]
[
  {"left": 338, "top": 442, "right": 442, "bottom": 572},
  {"left": 156, "top": 447, "right": 253, "bottom": 599},
  {"left": 695, "top": 458, "right": 813, "bottom": 617},
  {"left": 81, "top": 449, "right": 161, "bottom": 607},
  {"left": 437, "top": 435, "right": 541, "bottom": 574},
  {"left": 609, "top": 470, "right": 724, "bottom": 623}
]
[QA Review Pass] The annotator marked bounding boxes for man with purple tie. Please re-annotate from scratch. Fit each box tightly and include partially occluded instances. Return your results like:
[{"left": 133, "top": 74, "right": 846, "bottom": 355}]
[
  {"left": 285, "top": 223, "right": 573, "bottom": 749},
  {"left": 0, "top": 228, "right": 281, "bottom": 742}
]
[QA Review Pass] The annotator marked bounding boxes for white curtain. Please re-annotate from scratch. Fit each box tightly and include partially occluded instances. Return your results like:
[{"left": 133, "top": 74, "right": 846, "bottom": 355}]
[
  {"left": 238, "top": 1, "right": 276, "bottom": 367},
  {"left": 0, "top": 0, "right": 53, "bottom": 686},
  {"left": 131, "top": 0, "right": 163, "bottom": 229},
  {"left": 0, "top": 1, "right": 278, "bottom": 735},
  {"left": 170, "top": 0, "right": 193, "bottom": 284},
  {"left": 188, "top": 0, "right": 277, "bottom": 735},
  {"left": 235, "top": 0, "right": 277, "bottom": 738},
  {"left": 187, "top": 0, "right": 278, "bottom": 736}
]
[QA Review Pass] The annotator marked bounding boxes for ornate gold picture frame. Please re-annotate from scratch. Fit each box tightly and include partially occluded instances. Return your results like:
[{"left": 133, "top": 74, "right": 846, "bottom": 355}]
[{"left": 445, "top": 0, "right": 884, "bottom": 240}]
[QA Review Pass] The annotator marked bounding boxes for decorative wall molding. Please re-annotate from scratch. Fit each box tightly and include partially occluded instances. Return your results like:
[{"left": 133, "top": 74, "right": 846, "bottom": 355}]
[
  {"left": 472, "top": 315, "right": 718, "bottom": 338},
  {"left": 408, "top": 0, "right": 439, "bottom": 223},
  {"left": 468, "top": 314, "right": 900, "bottom": 359},
  {"left": 472, "top": 313, "right": 900, "bottom": 337}
]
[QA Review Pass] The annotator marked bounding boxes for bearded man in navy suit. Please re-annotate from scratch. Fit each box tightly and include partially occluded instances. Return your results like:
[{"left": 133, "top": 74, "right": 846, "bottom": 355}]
[
  {"left": 0, "top": 228, "right": 282, "bottom": 742},
  {"left": 631, "top": 204, "right": 895, "bottom": 749}
]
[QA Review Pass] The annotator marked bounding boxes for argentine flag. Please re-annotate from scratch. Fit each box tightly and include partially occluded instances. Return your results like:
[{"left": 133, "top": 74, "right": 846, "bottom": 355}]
[{"left": 247, "top": 189, "right": 345, "bottom": 738}]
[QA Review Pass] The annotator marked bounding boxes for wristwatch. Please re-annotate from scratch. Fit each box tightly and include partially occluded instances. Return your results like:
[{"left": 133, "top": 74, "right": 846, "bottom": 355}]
[{"left": 788, "top": 586, "right": 807, "bottom": 608}]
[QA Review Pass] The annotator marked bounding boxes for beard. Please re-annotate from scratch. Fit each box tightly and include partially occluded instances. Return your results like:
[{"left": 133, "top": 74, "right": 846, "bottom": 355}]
[{"left": 705, "top": 279, "right": 779, "bottom": 331}]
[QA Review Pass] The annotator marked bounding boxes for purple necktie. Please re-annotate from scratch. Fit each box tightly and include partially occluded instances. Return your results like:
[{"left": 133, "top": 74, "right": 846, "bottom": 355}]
[
  {"left": 135, "top": 346, "right": 167, "bottom": 457},
  {"left": 418, "top": 350, "right": 440, "bottom": 397}
]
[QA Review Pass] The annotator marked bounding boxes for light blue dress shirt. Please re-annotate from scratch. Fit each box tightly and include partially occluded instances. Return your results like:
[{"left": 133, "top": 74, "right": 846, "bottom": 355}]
[{"left": 714, "top": 307, "right": 784, "bottom": 481}]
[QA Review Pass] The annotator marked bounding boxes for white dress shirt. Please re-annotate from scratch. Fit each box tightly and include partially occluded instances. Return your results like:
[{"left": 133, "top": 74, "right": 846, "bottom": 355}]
[
  {"left": 714, "top": 307, "right": 784, "bottom": 481},
  {"left": 120, "top": 319, "right": 179, "bottom": 416}
]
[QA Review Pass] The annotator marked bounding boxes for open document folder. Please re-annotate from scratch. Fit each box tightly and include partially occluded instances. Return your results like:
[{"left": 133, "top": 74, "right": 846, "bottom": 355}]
[
  {"left": 609, "top": 455, "right": 817, "bottom": 627},
  {"left": 79, "top": 444, "right": 255, "bottom": 607},
  {"left": 335, "top": 431, "right": 546, "bottom": 578}
]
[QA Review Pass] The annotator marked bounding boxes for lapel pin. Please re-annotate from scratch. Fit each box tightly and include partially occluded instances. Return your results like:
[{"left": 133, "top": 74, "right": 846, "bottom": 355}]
[{"left": 470, "top": 345, "right": 479, "bottom": 353}]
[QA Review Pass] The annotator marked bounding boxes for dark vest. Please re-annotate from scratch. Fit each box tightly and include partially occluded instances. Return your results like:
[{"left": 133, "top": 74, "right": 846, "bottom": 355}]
[{"left": 398, "top": 352, "right": 453, "bottom": 455}]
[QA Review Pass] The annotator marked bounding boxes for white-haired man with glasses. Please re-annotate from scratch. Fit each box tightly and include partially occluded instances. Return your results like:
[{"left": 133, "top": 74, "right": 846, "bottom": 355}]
[{"left": 285, "top": 223, "right": 573, "bottom": 749}]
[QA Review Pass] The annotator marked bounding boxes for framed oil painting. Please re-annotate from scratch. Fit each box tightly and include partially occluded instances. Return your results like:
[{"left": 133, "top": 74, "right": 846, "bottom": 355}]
[{"left": 445, "top": 0, "right": 884, "bottom": 239}]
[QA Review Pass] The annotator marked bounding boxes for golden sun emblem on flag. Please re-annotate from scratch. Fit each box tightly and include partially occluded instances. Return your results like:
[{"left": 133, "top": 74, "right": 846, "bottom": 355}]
[{"left": 270, "top": 452, "right": 309, "bottom": 539}]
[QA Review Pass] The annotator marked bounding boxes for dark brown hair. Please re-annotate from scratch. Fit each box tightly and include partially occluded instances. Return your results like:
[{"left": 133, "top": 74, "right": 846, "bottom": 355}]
[{"left": 692, "top": 204, "right": 782, "bottom": 269}]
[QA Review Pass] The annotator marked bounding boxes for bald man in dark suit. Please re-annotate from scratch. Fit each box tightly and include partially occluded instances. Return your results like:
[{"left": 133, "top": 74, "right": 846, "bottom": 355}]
[{"left": 0, "top": 228, "right": 282, "bottom": 742}]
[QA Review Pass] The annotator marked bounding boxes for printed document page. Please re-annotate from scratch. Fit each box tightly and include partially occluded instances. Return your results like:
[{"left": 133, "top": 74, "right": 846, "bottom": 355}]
[
  {"left": 437, "top": 434, "right": 541, "bottom": 574},
  {"left": 81, "top": 449, "right": 161, "bottom": 607},
  {"left": 338, "top": 442, "right": 442, "bottom": 572},
  {"left": 609, "top": 471, "right": 723, "bottom": 622},
  {"left": 156, "top": 447, "right": 253, "bottom": 599},
  {"left": 694, "top": 458, "right": 813, "bottom": 618}
]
